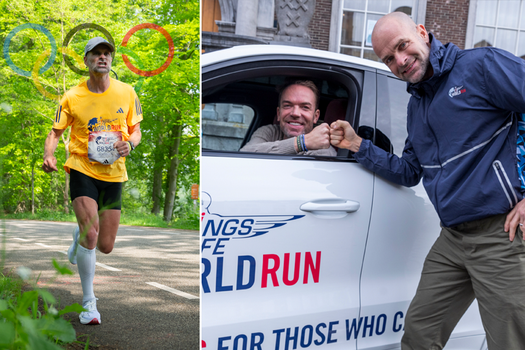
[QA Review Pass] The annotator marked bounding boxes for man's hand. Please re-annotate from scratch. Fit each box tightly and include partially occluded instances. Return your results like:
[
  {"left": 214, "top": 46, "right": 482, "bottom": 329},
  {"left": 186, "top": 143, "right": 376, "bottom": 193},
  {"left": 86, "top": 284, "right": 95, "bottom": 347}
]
[
  {"left": 505, "top": 198, "right": 525, "bottom": 241},
  {"left": 330, "top": 120, "right": 362, "bottom": 153},
  {"left": 42, "top": 128, "right": 64, "bottom": 173},
  {"left": 304, "top": 123, "right": 331, "bottom": 150},
  {"left": 42, "top": 156, "right": 58, "bottom": 173},
  {"left": 113, "top": 141, "right": 131, "bottom": 158}
]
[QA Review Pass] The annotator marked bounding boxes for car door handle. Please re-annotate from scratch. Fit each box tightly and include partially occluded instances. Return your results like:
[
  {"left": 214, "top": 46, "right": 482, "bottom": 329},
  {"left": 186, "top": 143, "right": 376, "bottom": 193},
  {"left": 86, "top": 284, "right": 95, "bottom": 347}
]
[{"left": 300, "top": 199, "right": 360, "bottom": 213}]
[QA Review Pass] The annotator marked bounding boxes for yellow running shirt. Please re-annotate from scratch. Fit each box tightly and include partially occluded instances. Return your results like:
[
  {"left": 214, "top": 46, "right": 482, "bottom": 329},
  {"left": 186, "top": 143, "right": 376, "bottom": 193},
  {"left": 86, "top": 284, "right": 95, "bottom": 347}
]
[{"left": 53, "top": 78, "right": 143, "bottom": 182}]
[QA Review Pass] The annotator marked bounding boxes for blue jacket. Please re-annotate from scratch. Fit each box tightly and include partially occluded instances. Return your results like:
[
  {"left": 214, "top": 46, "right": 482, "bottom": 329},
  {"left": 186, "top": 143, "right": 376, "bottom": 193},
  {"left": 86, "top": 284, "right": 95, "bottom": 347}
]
[{"left": 355, "top": 34, "right": 525, "bottom": 227}]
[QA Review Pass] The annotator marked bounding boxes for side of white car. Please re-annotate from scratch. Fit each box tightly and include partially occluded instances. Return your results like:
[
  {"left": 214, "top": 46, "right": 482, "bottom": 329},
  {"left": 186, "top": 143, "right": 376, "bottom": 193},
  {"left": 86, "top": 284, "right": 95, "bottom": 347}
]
[{"left": 201, "top": 45, "right": 487, "bottom": 350}]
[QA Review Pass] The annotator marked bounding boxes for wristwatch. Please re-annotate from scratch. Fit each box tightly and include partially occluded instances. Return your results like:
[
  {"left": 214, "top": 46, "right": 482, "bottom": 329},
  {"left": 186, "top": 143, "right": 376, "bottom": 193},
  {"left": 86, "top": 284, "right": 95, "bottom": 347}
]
[{"left": 127, "top": 141, "right": 135, "bottom": 151}]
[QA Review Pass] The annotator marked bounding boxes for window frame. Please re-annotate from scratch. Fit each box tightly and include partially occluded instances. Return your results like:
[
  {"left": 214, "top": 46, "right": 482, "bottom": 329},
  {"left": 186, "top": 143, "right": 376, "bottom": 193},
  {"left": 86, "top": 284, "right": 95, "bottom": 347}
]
[
  {"left": 376, "top": 70, "right": 412, "bottom": 157},
  {"left": 328, "top": 0, "right": 427, "bottom": 58},
  {"left": 202, "top": 56, "right": 372, "bottom": 161},
  {"left": 466, "top": 0, "right": 525, "bottom": 54}
]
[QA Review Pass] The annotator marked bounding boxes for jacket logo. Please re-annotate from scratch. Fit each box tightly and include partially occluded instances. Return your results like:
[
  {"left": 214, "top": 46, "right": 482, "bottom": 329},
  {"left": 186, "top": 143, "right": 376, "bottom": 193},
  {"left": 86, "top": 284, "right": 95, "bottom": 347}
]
[
  {"left": 449, "top": 86, "right": 466, "bottom": 98},
  {"left": 117, "top": 108, "right": 124, "bottom": 113}
]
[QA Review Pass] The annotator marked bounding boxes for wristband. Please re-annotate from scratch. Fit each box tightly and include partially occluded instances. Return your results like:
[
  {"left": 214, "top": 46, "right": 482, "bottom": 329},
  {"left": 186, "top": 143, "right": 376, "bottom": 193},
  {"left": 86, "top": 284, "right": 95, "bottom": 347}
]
[
  {"left": 296, "top": 136, "right": 303, "bottom": 153},
  {"left": 302, "top": 134, "right": 308, "bottom": 152},
  {"left": 127, "top": 141, "right": 135, "bottom": 151}
]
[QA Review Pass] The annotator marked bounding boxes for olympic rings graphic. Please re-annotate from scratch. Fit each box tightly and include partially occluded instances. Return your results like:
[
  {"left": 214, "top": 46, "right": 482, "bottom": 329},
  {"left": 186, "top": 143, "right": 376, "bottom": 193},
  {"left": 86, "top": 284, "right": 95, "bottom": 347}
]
[
  {"left": 3, "top": 22, "right": 175, "bottom": 97},
  {"left": 62, "top": 23, "right": 116, "bottom": 76},
  {"left": 32, "top": 47, "right": 86, "bottom": 101},
  {"left": 117, "top": 47, "right": 145, "bottom": 91},
  {"left": 3, "top": 23, "right": 57, "bottom": 77},
  {"left": 121, "top": 23, "right": 175, "bottom": 77}
]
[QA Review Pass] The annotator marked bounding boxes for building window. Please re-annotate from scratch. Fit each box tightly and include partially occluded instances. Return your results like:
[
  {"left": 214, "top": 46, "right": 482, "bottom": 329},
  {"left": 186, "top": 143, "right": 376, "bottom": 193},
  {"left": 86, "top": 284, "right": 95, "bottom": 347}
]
[
  {"left": 469, "top": 0, "right": 525, "bottom": 58},
  {"left": 339, "top": 0, "right": 418, "bottom": 62}
]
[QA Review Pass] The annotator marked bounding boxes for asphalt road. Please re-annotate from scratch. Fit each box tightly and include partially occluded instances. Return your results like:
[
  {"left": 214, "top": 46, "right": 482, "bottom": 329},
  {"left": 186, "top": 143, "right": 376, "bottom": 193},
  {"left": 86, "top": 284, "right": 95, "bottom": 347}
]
[{"left": 1, "top": 219, "right": 199, "bottom": 350}]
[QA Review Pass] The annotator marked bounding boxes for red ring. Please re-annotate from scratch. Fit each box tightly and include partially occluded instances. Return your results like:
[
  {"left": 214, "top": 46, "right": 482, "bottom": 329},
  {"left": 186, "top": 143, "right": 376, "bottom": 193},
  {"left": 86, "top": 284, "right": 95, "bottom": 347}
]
[{"left": 120, "top": 23, "right": 174, "bottom": 77}]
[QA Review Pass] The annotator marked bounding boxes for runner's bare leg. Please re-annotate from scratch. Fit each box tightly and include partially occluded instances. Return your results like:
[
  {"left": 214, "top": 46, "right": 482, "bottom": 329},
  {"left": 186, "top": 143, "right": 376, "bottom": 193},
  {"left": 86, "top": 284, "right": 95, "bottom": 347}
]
[
  {"left": 73, "top": 196, "right": 120, "bottom": 250},
  {"left": 72, "top": 197, "right": 120, "bottom": 304},
  {"left": 98, "top": 209, "right": 121, "bottom": 253}
]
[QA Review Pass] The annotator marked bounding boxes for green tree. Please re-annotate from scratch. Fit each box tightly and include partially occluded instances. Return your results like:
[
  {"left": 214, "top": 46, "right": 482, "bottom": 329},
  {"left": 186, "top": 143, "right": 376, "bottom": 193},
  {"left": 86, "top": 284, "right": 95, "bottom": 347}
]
[{"left": 0, "top": 0, "right": 200, "bottom": 224}]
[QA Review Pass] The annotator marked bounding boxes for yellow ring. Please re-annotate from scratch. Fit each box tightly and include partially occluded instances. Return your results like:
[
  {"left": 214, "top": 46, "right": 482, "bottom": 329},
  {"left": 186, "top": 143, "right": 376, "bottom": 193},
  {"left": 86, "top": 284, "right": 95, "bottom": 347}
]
[{"left": 32, "top": 47, "right": 86, "bottom": 100}]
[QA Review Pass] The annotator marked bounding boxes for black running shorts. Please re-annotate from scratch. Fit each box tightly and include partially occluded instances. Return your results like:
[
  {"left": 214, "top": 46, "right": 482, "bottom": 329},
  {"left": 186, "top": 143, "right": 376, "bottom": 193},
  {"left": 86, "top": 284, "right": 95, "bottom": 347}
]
[{"left": 69, "top": 169, "right": 122, "bottom": 210}]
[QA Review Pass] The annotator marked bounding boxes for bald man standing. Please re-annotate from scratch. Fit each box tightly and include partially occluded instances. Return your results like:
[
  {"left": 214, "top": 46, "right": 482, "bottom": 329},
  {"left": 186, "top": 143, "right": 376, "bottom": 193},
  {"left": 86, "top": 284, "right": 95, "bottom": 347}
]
[{"left": 331, "top": 12, "right": 525, "bottom": 349}]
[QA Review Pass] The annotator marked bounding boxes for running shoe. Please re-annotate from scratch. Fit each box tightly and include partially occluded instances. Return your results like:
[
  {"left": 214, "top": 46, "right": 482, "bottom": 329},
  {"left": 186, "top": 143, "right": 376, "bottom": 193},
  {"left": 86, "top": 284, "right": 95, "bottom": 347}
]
[
  {"left": 79, "top": 298, "right": 101, "bottom": 325},
  {"left": 67, "top": 226, "right": 79, "bottom": 265}
]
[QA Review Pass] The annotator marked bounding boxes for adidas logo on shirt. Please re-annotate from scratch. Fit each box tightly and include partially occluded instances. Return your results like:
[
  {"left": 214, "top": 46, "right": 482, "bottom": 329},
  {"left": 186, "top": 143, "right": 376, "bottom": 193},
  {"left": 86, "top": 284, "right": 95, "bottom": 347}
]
[{"left": 117, "top": 108, "right": 124, "bottom": 114}]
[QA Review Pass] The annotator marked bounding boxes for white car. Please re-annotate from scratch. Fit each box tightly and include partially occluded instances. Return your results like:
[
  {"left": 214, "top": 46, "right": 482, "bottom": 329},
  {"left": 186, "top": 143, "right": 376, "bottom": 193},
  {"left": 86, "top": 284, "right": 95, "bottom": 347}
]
[{"left": 201, "top": 45, "right": 487, "bottom": 350}]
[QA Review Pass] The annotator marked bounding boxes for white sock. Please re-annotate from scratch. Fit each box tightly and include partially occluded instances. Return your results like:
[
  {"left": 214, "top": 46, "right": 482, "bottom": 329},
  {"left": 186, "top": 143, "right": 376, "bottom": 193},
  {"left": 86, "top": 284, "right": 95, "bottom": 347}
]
[{"left": 77, "top": 244, "right": 96, "bottom": 304}]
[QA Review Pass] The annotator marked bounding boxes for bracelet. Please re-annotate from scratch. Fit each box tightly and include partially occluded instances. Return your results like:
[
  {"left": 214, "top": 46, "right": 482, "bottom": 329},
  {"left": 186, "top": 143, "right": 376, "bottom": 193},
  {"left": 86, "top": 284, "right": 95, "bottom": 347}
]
[
  {"left": 296, "top": 136, "right": 304, "bottom": 153},
  {"left": 302, "top": 134, "right": 308, "bottom": 152}
]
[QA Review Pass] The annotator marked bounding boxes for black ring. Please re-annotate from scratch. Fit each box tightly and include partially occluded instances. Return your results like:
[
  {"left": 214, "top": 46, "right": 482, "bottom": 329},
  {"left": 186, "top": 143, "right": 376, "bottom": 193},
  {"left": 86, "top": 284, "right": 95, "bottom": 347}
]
[{"left": 62, "top": 23, "right": 116, "bottom": 76}]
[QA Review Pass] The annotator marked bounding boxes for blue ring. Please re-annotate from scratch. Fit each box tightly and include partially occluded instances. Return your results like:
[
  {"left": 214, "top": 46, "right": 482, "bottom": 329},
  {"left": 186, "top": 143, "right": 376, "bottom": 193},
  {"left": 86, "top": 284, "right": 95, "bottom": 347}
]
[{"left": 3, "top": 23, "right": 57, "bottom": 77}]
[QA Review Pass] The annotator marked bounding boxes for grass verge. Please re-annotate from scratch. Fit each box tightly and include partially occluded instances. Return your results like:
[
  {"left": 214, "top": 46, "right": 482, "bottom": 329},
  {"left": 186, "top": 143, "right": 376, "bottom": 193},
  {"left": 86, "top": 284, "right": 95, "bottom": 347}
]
[
  {"left": 0, "top": 270, "right": 23, "bottom": 302},
  {"left": 2, "top": 210, "right": 198, "bottom": 231},
  {"left": 0, "top": 268, "right": 86, "bottom": 349}
]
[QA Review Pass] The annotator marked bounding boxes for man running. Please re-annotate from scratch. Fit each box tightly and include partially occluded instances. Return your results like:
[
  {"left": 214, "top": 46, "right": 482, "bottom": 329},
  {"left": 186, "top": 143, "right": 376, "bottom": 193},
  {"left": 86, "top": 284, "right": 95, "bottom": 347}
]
[{"left": 42, "top": 37, "right": 143, "bottom": 325}]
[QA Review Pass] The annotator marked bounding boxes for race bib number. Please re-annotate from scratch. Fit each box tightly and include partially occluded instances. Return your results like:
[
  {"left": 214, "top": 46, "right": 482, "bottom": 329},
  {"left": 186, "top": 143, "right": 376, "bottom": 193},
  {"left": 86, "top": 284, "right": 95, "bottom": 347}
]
[{"left": 88, "top": 131, "right": 122, "bottom": 165}]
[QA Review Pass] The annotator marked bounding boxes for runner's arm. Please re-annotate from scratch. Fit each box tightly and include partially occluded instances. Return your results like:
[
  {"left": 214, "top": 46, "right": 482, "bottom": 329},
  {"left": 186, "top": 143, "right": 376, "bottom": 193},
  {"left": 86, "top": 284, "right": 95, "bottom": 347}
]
[
  {"left": 42, "top": 128, "right": 65, "bottom": 173},
  {"left": 127, "top": 122, "right": 141, "bottom": 147},
  {"left": 114, "top": 123, "right": 141, "bottom": 157}
]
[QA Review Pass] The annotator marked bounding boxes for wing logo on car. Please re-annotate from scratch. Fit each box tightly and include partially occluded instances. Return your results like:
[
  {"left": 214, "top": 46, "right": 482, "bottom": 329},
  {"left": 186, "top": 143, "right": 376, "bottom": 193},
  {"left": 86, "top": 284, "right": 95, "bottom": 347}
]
[{"left": 201, "top": 191, "right": 305, "bottom": 239}]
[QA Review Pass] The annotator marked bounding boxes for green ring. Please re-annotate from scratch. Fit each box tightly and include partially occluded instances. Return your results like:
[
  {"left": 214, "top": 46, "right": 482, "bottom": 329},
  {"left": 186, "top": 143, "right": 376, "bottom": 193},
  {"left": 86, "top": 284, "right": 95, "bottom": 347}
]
[{"left": 117, "top": 47, "right": 145, "bottom": 92}]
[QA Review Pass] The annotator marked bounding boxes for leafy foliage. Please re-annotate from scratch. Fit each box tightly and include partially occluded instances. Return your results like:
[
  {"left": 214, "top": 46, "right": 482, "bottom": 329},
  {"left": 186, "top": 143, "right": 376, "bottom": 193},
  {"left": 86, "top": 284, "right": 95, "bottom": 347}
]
[
  {"left": 0, "top": 0, "right": 200, "bottom": 224},
  {"left": 0, "top": 261, "right": 84, "bottom": 349}
]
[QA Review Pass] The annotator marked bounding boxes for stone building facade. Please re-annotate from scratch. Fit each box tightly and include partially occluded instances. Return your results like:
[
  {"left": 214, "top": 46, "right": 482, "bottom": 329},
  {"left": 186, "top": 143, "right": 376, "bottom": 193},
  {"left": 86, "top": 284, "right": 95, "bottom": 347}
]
[
  {"left": 424, "top": 0, "right": 470, "bottom": 49},
  {"left": 203, "top": 0, "right": 525, "bottom": 60},
  {"left": 308, "top": 0, "right": 332, "bottom": 51}
]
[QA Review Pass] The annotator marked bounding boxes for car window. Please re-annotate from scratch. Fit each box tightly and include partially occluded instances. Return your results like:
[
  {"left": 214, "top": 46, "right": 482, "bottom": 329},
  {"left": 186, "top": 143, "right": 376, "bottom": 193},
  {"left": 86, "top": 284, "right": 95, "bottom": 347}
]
[
  {"left": 202, "top": 73, "right": 356, "bottom": 155},
  {"left": 376, "top": 74, "right": 411, "bottom": 157},
  {"left": 202, "top": 103, "right": 255, "bottom": 152}
]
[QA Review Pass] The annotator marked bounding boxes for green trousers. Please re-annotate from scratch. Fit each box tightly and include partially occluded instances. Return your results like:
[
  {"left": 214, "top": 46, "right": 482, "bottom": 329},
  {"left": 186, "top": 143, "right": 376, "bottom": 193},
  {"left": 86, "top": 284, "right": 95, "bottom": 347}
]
[{"left": 401, "top": 213, "right": 525, "bottom": 349}]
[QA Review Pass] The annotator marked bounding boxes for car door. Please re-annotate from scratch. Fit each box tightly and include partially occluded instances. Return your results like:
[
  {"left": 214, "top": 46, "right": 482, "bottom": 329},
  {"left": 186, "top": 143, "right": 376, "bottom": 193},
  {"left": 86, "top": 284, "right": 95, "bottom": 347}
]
[
  {"left": 201, "top": 49, "right": 378, "bottom": 350},
  {"left": 356, "top": 72, "right": 486, "bottom": 349}
]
